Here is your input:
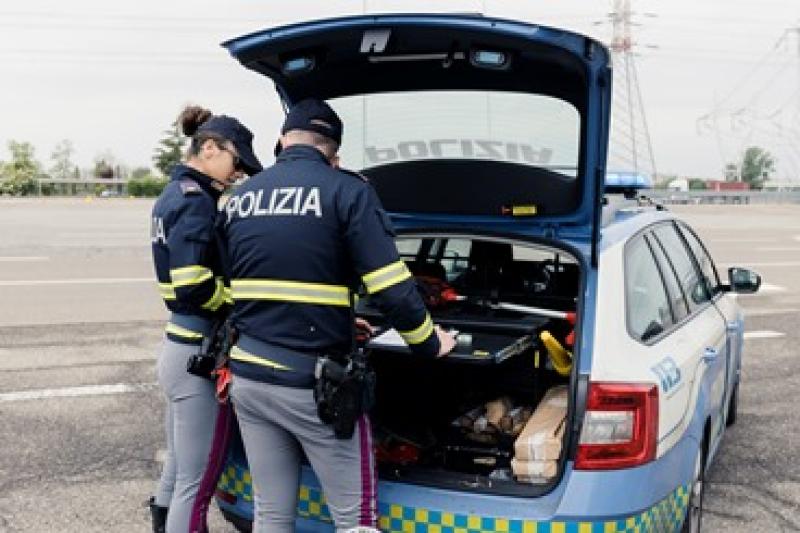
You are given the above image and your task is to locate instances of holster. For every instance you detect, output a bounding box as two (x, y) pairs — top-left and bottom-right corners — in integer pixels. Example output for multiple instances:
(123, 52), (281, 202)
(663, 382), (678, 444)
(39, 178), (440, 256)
(314, 353), (375, 439)
(315, 290), (375, 439)
(186, 318), (238, 381)
(187, 319), (237, 399)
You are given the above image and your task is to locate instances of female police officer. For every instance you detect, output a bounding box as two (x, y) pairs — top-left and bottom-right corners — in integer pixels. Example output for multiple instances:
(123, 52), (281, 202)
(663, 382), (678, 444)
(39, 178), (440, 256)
(149, 105), (261, 533)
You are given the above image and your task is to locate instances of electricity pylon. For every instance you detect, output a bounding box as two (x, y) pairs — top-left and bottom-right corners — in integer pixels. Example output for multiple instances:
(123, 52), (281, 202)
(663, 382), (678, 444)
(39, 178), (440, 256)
(606, 0), (658, 178)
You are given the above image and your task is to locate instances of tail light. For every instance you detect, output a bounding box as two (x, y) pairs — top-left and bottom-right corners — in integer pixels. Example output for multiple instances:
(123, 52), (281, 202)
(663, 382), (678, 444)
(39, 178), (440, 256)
(575, 382), (658, 470)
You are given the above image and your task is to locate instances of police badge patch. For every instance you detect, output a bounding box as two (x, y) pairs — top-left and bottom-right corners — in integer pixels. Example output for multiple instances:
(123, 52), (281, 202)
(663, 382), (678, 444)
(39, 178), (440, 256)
(180, 179), (202, 195)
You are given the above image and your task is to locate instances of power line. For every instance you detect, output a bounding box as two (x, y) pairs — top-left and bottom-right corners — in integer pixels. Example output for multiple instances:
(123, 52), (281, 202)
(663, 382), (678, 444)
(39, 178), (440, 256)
(0, 21), (254, 33)
(697, 25), (800, 181)
(0, 9), (275, 25)
(710, 31), (789, 112)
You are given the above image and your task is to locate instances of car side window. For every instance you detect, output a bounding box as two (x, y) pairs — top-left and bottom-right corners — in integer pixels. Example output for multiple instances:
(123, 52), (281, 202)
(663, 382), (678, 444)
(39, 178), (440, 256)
(438, 238), (471, 281)
(677, 223), (721, 296)
(625, 236), (674, 342)
(646, 233), (690, 323)
(395, 237), (422, 257)
(652, 224), (710, 311)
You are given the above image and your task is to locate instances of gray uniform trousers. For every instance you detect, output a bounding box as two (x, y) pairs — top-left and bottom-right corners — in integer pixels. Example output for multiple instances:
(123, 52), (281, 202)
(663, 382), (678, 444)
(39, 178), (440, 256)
(154, 338), (219, 533)
(231, 375), (378, 533)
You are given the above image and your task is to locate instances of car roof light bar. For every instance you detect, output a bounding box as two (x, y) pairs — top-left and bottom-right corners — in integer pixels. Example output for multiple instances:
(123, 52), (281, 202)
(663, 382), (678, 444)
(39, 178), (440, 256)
(605, 171), (652, 190)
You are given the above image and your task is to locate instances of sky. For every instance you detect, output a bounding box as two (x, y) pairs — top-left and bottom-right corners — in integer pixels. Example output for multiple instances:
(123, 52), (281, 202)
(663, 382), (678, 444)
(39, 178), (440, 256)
(2, 0), (800, 181)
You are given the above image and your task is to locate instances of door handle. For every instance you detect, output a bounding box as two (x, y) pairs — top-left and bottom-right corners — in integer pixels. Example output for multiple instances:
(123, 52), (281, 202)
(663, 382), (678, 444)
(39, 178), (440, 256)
(702, 347), (718, 363)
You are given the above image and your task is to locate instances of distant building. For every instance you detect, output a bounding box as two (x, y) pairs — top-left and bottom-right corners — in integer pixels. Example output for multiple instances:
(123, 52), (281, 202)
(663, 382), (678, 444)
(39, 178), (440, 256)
(724, 165), (739, 182)
(667, 178), (689, 192)
(706, 180), (750, 191)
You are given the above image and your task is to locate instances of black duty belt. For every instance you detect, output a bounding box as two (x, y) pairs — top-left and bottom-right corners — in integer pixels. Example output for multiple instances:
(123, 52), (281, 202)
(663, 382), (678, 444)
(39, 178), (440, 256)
(229, 333), (321, 388)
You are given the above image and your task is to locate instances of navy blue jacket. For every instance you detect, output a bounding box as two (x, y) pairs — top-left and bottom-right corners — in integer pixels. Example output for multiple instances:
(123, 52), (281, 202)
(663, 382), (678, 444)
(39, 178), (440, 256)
(221, 145), (439, 383)
(151, 164), (228, 344)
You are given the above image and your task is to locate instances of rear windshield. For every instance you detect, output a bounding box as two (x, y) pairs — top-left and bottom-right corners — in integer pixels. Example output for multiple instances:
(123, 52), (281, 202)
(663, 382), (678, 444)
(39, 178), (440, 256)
(396, 236), (578, 284)
(330, 91), (580, 178)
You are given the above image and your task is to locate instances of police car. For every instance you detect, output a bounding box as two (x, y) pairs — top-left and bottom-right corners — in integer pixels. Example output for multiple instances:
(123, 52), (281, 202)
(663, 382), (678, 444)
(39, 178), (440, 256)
(214, 14), (760, 532)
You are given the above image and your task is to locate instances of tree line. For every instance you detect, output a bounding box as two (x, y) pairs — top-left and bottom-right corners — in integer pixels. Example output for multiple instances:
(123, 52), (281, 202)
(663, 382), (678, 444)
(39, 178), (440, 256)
(652, 146), (776, 191)
(0, 123), (185, 197)
(1, 124), (779, 197)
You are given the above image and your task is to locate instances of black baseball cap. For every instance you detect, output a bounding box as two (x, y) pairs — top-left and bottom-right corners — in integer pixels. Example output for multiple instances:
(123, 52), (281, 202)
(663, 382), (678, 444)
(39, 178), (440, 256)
(198, 115), (263, 176)
(274, 99), (343, 156)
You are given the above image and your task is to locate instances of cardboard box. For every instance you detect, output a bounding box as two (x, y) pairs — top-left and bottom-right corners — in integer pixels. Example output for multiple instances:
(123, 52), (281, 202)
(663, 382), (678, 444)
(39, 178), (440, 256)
(513, 385), (567, 462)
(511, 458), (558, 480)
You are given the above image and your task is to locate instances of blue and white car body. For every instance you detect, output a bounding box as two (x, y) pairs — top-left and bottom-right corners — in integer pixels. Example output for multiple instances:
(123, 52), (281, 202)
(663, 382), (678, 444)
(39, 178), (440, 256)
(214, 14), (759, 532)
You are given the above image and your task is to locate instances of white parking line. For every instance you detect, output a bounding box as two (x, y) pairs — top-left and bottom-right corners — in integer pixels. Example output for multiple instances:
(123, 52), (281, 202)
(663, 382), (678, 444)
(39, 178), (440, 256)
(0, 382), (157, 403)
(758, 283), (788, 293)
(0, 277), (152, 287)
(720, 262), (800, 268)
(713, 238), (778, 243)
(0, 256), (50, 262)
(744, 308), (798, 316)
(743, 330), (786, 340)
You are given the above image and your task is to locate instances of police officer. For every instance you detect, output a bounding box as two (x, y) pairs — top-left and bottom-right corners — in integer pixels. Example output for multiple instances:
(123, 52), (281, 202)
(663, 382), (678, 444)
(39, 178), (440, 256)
(149, 105), (262, 533)
(220, 99), (456, 533)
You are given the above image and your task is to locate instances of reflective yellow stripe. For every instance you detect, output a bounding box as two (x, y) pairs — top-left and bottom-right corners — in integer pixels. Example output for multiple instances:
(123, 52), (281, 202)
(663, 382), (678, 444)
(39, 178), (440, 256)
(231, 279), (350, 307)
(399, 313), (434, 345)
(201, 277), (227, 311)
(165, 322), (203, 340)
(223, 286), (233, 305)
(230, 346), (291, 371)
(158, 282), (176, 301)
(170, 265), (213, 287)
(362, 260), (411, 294)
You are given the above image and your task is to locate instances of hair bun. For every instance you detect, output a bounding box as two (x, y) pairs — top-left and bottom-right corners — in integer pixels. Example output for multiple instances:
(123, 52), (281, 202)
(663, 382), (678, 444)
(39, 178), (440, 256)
(177, 105), (213, 136)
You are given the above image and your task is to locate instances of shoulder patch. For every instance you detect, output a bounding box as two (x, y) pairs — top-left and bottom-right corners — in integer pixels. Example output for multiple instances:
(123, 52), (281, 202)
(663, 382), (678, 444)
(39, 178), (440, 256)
(338, 168), (369, 182)
(179, 178), (201, 195)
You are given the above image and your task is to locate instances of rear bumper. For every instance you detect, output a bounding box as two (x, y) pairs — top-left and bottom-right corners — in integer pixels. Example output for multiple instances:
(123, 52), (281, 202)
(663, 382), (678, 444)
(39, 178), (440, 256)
(216, 425), (699, 532)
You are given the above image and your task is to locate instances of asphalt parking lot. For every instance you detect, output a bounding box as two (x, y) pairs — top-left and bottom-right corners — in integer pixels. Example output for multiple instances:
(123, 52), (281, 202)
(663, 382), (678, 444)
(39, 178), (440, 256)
(0, 198), (798, 532)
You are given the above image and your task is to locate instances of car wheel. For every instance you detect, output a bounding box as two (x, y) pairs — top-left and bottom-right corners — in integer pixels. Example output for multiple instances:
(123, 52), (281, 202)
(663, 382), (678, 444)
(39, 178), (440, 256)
(681, 448), (705, 533)
(726, 382), (738, 427)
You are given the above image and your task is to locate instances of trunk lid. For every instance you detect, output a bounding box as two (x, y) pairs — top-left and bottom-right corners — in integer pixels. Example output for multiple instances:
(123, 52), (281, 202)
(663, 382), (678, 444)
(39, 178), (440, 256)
(224, 14), (611, 256)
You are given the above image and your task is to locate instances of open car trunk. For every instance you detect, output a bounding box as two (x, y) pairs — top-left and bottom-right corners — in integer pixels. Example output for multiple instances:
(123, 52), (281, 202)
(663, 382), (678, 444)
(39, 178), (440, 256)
(217, 15), (609, 518)
(223, 13), (614, 255)
(358, 233), (582, 496)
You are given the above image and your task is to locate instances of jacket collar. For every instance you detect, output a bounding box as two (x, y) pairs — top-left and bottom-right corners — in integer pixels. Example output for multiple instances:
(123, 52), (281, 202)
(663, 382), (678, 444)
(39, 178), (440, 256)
(276, 144), (330, 165)
(170, 164), (222, 200)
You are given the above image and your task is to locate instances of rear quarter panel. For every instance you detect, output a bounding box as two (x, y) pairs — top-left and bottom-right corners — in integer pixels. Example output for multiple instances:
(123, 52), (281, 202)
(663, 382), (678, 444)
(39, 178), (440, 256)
(592, 224), (711, 459)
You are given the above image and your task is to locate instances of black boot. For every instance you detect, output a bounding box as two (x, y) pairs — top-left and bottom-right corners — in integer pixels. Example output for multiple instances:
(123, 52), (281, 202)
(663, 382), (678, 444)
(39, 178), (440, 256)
(148, 497), (168, 533)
